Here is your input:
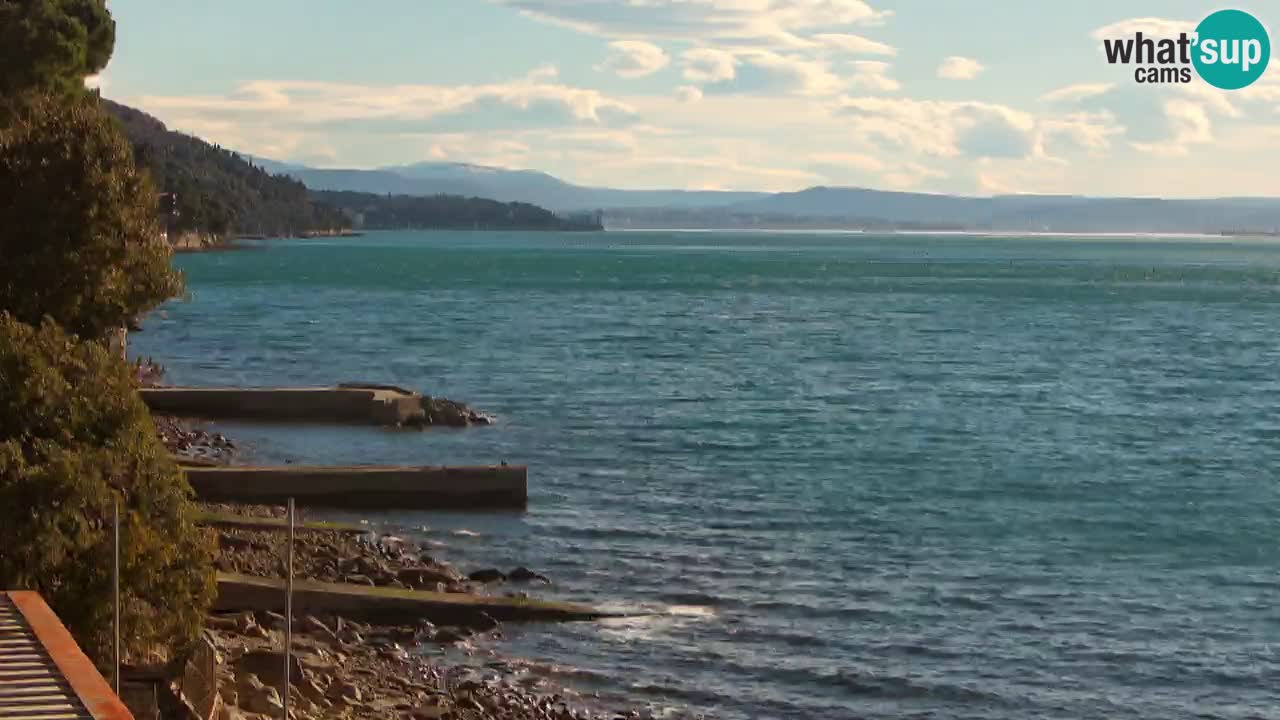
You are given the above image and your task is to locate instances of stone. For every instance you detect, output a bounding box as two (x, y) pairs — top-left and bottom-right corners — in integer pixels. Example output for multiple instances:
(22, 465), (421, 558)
(431, 626), (470, 645)
(467, 568), (506, 583)
(508, 566), (551, 583)
(326, 679), (362, 703)
(397, 567), (457, 588)
(303, 615), (336, 640)
(235, 649), (305, 689)
(244, 685), (283, 716)
(234, 611), (258, 634)
(461, 612), (499, 633)
(205, 614), (240, 631)
(299, 679), (327, 704)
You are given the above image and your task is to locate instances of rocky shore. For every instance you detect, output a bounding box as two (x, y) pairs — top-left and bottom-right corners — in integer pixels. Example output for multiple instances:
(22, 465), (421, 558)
(204, 514), (635, 720)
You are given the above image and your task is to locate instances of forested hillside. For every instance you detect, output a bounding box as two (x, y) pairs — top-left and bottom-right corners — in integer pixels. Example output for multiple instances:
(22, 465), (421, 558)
(102, 99), (349, 236)
(314, 191), (603, 231)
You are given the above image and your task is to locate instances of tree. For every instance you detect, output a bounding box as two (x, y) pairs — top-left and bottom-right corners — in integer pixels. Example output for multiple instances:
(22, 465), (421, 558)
(0, 0), (114, 120)
(0, 314), (214, 669)
(0, 93), (182, 340)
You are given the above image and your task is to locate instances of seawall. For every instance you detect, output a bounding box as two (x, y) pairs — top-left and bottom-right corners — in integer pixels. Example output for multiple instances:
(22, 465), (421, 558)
(183, 464), (528, 509)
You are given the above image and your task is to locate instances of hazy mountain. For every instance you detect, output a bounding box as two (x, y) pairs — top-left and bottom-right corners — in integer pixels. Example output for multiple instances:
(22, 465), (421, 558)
(729, 187), (1280, 233)
(261, 159), (769, 211)
(251, 157), (1280, 234)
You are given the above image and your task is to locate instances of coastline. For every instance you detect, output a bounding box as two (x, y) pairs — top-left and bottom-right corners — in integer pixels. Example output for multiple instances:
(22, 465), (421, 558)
(149, 406), (639, 719)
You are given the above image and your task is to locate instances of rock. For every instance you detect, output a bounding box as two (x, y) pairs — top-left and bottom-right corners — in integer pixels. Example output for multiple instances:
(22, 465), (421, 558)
(303, 615), (336, 640)
(461, 612), (499, 634)
(508, 566), (551, 583)
(413, 697), (452, 719)
(298, 679), (327, 704)
(326, 679), (362, 704)
(397, 567), (458, 588)
(234, 611), (258, 634)
(244, 685), (283, 716)
(235, 649), (305, 689)
(467, 568), (506, 583)
(431, 627), (470, 645)
(205, 614), (239, 631)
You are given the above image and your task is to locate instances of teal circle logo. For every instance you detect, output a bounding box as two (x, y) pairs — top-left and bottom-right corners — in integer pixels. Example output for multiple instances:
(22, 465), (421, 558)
(1192, 9), (1270, 89)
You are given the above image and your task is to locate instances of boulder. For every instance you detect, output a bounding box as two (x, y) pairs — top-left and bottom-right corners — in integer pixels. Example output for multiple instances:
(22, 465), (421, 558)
(431, 627), (470, 645)
(243, 685), (282, 717)
(235, 649), (305, 689)
(326, 679), (362, 704)
(397, 567), (458, 588)
(461, 612), (499, 634)
(303, 615), (335, 640)
(467, 568), (506, 583)
(508, 566), (551, 584)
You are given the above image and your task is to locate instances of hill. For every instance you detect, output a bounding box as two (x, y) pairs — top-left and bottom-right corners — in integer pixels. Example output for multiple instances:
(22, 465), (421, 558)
(103, 101), (600, 236)
(313, 191), (602, 231)
(103, 99), (348, 237)
(253, 159), (1280, 233)
(257, 158), (769, 213)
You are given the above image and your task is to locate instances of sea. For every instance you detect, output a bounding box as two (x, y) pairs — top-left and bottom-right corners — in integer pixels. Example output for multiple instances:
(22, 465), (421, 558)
(131, 230), (1280, 720)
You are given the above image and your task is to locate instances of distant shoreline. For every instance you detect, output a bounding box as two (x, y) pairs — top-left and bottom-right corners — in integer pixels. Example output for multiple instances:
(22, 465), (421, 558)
(606, 227), (1257, 240)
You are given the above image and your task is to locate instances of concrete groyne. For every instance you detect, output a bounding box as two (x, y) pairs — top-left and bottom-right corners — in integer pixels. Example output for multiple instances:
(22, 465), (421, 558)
(183, 464), (527, 509)
(214, 572), (613, 624)
(140, 385), (429, 425)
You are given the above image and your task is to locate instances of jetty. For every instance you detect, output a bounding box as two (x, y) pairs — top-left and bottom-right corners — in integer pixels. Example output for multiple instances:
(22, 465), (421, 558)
(183, 464), (528, 510)
(140, 385), (429, 426)
(214, 573), (613, 624)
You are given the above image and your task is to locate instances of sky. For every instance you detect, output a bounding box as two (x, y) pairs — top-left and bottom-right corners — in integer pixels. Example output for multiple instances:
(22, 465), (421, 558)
(95, 0), (1280, 197)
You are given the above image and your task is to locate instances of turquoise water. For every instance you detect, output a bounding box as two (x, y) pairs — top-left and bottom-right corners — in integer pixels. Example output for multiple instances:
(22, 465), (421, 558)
(133, 231), (1280, 719)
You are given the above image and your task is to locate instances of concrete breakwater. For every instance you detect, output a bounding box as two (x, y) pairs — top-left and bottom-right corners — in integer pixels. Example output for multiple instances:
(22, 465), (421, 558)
(183, 464), (528, 509)
(140, 384), (492, 427)
(214, 572), (612, 624)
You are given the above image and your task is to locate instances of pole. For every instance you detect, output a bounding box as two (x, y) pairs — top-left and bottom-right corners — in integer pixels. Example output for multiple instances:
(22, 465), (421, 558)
(113, 497), (121, 696)
(283, 498), (294, 720)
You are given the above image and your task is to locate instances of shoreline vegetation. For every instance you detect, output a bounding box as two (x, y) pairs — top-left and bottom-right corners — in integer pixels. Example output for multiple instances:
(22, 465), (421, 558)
(103, 99), (603, 255)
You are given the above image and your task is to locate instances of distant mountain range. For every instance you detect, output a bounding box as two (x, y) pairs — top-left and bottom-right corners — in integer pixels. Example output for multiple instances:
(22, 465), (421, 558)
(253, 158), (767, 214)
(253, 158), (1280, 234)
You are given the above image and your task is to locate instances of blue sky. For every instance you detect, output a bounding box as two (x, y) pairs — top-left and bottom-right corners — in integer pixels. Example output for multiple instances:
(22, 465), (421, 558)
(96, 0), (1280, 196)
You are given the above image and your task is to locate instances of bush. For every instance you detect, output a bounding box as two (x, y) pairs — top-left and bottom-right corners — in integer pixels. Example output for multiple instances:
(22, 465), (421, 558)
(0, 94), (182, 340)
(0, 314), (214, 669)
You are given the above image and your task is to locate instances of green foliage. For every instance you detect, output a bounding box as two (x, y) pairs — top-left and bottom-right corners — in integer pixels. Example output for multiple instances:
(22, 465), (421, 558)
(0, 0), (114, 119)
(314, 190), (605, 231)
(0, 314), (214, 670)
(0, 94), (182, 339)
(104, 100), (350, 237)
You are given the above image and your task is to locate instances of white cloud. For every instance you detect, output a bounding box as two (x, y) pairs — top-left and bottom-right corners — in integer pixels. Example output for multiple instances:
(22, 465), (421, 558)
(1131, 99), (1212, 156)
(1091, 16), (1196, 40)
(937, 56), (983, 80)
(881, 162), (947, 190)
(848, 61), (899, 92)
(496, 0), (891, 47)
(807, 151), (886, 173)
(682, 47), (737, 83)
(675, 85), (704, 103)
(811, 33), (896, 56)
(1037, 112), (1123, 159)
(732, 51), (845, 95)
(132, 74), (640, 137)
(838, 96), (1036, 159)
(599, 40), (670, 78)
(1041, 82), (1114, 104)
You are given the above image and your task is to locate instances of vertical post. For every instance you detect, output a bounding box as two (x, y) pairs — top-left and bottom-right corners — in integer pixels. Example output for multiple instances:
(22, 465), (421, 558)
(283, 498), (294, 720)
(113, 497), (121, 696)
